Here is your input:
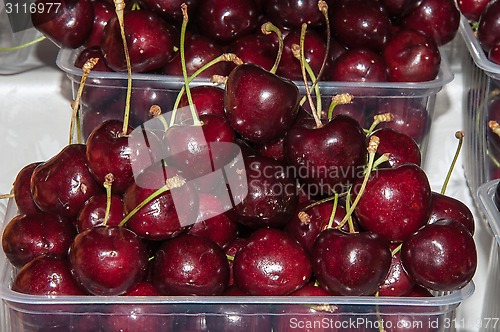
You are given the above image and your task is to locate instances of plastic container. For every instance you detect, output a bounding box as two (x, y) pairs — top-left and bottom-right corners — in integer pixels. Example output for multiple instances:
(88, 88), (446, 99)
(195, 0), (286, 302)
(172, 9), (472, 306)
(460, 15), (500, 208)
(55, 47), (453, 159)
(476, 180), (500, 332)
(0, 196), (476, 331)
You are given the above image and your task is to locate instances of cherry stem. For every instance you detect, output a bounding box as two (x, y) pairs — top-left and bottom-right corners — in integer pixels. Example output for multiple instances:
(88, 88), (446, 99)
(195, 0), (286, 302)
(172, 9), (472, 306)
(0, 193), (15, 199)
(293, 47), (322, 117)
(261, 22), (283, 74)
(337, 135), (379, 230)
(391, 243), (403, 256)
(487, 149), (500, 168)
(327, 94), (353, 120)
(299, 192), (347, 216)
(118, 174), (186, 227)
(366, 113), (394, 136)
(131, 2), (140, 10)
(326, 192), (339, 229)
(372, 153), (390, 170)
(298, 23), (322, 128)
(440, 131), (464, 195)
(179, 4), (201, 127)
(0, 35), (46, 51)
(226, 254), (234, 262)
(69, 58), (99, 144)
(316, 0), (330, 83)
(103, 173), (114, 226)
(344, 188), (355, 233)
(150, 105), (169, 131)
(170, 53), (242, 126)
(113, 0), (132, 135)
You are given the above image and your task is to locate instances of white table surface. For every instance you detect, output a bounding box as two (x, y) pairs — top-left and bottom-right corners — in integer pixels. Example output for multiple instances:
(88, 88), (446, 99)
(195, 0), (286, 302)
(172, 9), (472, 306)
(0, 38), (492, 332)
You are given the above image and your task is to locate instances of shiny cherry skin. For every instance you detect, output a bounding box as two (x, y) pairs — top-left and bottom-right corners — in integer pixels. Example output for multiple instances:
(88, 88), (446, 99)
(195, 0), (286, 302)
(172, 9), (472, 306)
(153, 234), (230, 295)
(140, 0), (199, 23)
(227, 34), (277, 72)
(401, 219), (477, 291)
(224, 63), (300, 144)
(177, 86), (225, 120)
(76, 193), (125, 232)
(233, 228), (312, 295)
(378, 244), (416, 296)
(312, 229), (392, 296)
(74, 46), (113, 72)
(354, 163), (432, 242)
(378, 0), (414, 17)
(224, 237), (249, 286)
(330, 0), (392, 52)
(265, 0), (324, 29)
(402, 0), (460, 46)
(382, 29), (441, 82)
(31, 0), (94, 48)
(478, 0), (500, 52)
(69, 226), (148, 296)
(428, 192), (475, 235)
(329, 48), (388, 82)
(255, 136), (285, 162)
(101, 9), (178, 73)
(84, 0), (114, 47)
(2, 213), (76, 268)
(372, 128), (422, 167)
(195, 0), (259, 44)
(489, 43), (500, 64)
(13, 162), (43, 215)
(458, 0), (491, 21)
(31, 144), (101, 218)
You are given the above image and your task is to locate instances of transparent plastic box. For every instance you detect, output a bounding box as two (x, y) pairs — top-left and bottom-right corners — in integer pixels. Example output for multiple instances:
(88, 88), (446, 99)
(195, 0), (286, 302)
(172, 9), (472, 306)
(476, 180), (500, 332)
(460, 15), (500, 207)
(55, 47), (453, 160)
(0, 197), (475, 331)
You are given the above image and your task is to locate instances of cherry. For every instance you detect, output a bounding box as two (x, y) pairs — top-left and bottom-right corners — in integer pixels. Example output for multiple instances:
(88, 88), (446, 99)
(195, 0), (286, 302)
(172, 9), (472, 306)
(2, 213), (76, 268)
(224, 237), (249, 286)
(428, 192), (475, 235)
(152, 234), (230, 295)
(265, 0), (324, 29)
(101, 9), (178, 73)
(278, 29), (329, 81)
(129, 83), (177, 126)
(372, 128), (422, 167)
(12, 162), (43, 215)
(255, 136), (285, 162)
(31, 144), (101, 218)
(224, 63), (300, 144)
(229, 155), (298, 228)
(140, 0), (199, 23)
(31, 0), (94, 48)
(312, 229), (392, 296)
(86, 120), (135, 194)
(458, 0), (491, 21)
(405, 285), (434, 297)
(227, 33), (277, 72)
(382, 29), (441, 82)
(489, 43), (500, 64)
(402, 0), (460, 46)
(478, 0), (500, 53)
(354, 163), (432, 242)
(177, 86), (225, 120)
(330, 0), (392, 52)
(378, 0), (414, 18)
(69, 226), (149, 295)
(329, 48), (388, 82)
(401, 219), (477, 291)
(195, 0), (259, 44)
(233, 228), (312, 295)
(163, 34), (228, 78)
(12, 255), (86, 295)
(284, 115), (367, 196)
(76, 193), (125, 232)
(84, 0), (114, 48)
(378, 244), (415, 296)
(75, 46), (113, 72)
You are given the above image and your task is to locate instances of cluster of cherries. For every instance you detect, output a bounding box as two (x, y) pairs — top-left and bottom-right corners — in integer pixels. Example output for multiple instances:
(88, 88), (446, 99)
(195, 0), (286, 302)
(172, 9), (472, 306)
(0, 0), (477, 330)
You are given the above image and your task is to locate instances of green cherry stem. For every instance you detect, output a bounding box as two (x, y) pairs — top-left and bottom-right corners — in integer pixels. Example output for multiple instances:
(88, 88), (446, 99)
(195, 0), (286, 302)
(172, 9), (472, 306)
(293, 46), (322, 117)
(69, 58), (99, 144)
(372, 153), (390, 170)
(326, 192), (339, 229)
(440, 131), (464, 195)
(114, 0), (133, 135)
(261, 22), (283, 74)
(102, 174), (114, 226)
(391, 243), (403, 256)
(149, 105), (169, 130)
(337, 135), (380, 230)
(365, 113), (394, 136)
(0, 193), (15, 199)
(316, 0), (330, 83)
(0, 35), (46, 51)
(226, 254), (235, 262)
(118, 174), (186, 227)
(327, 94), (353, 120)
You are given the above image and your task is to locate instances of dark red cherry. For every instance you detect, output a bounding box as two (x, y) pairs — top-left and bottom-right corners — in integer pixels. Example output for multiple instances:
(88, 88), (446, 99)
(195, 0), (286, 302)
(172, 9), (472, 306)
(265, 0), (324, 29)
(354, 163), (432, 242)
(13, 255), (86, 295)
(2, 213), (76, 268)
(227, 33), (277, 72)
(69, 226), (148, 296)
(255, 136), (285, 161)
(195, 0), (259, 44)
(139, 0), (199, 23)
(152, 234), (230, 295)
(402, 0), (460, 46)
(224, 63), (300, 144)
(458, 0), (491, 21)
(84, 0), (114, 48)
(278, 29), (329, 81)
(372, 128), (422, 167)
(76, 193), (125, 232)
(101, 10), (178, 73)
(378, 244), (415, 296)
(382, 29), (441, 82)
(31, 144), (101, 218)
(13, 162), (43, 215)
(74, 46), (113, 72)
(489, 43), (500, 64)
(378, 0), (414, 18)
(233, 228), (312, 295)
(31, 0), (94, 48)
(312, 229), (392, 296)
(330, 0), (392, 52)
(329, 48), (388, 82)
(478, 0), (500, 52)
(428, 192), (475, 235)
(177, 86), (225, 120)
(129, 83), (177, 127)
(401, 219), (477, 291)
